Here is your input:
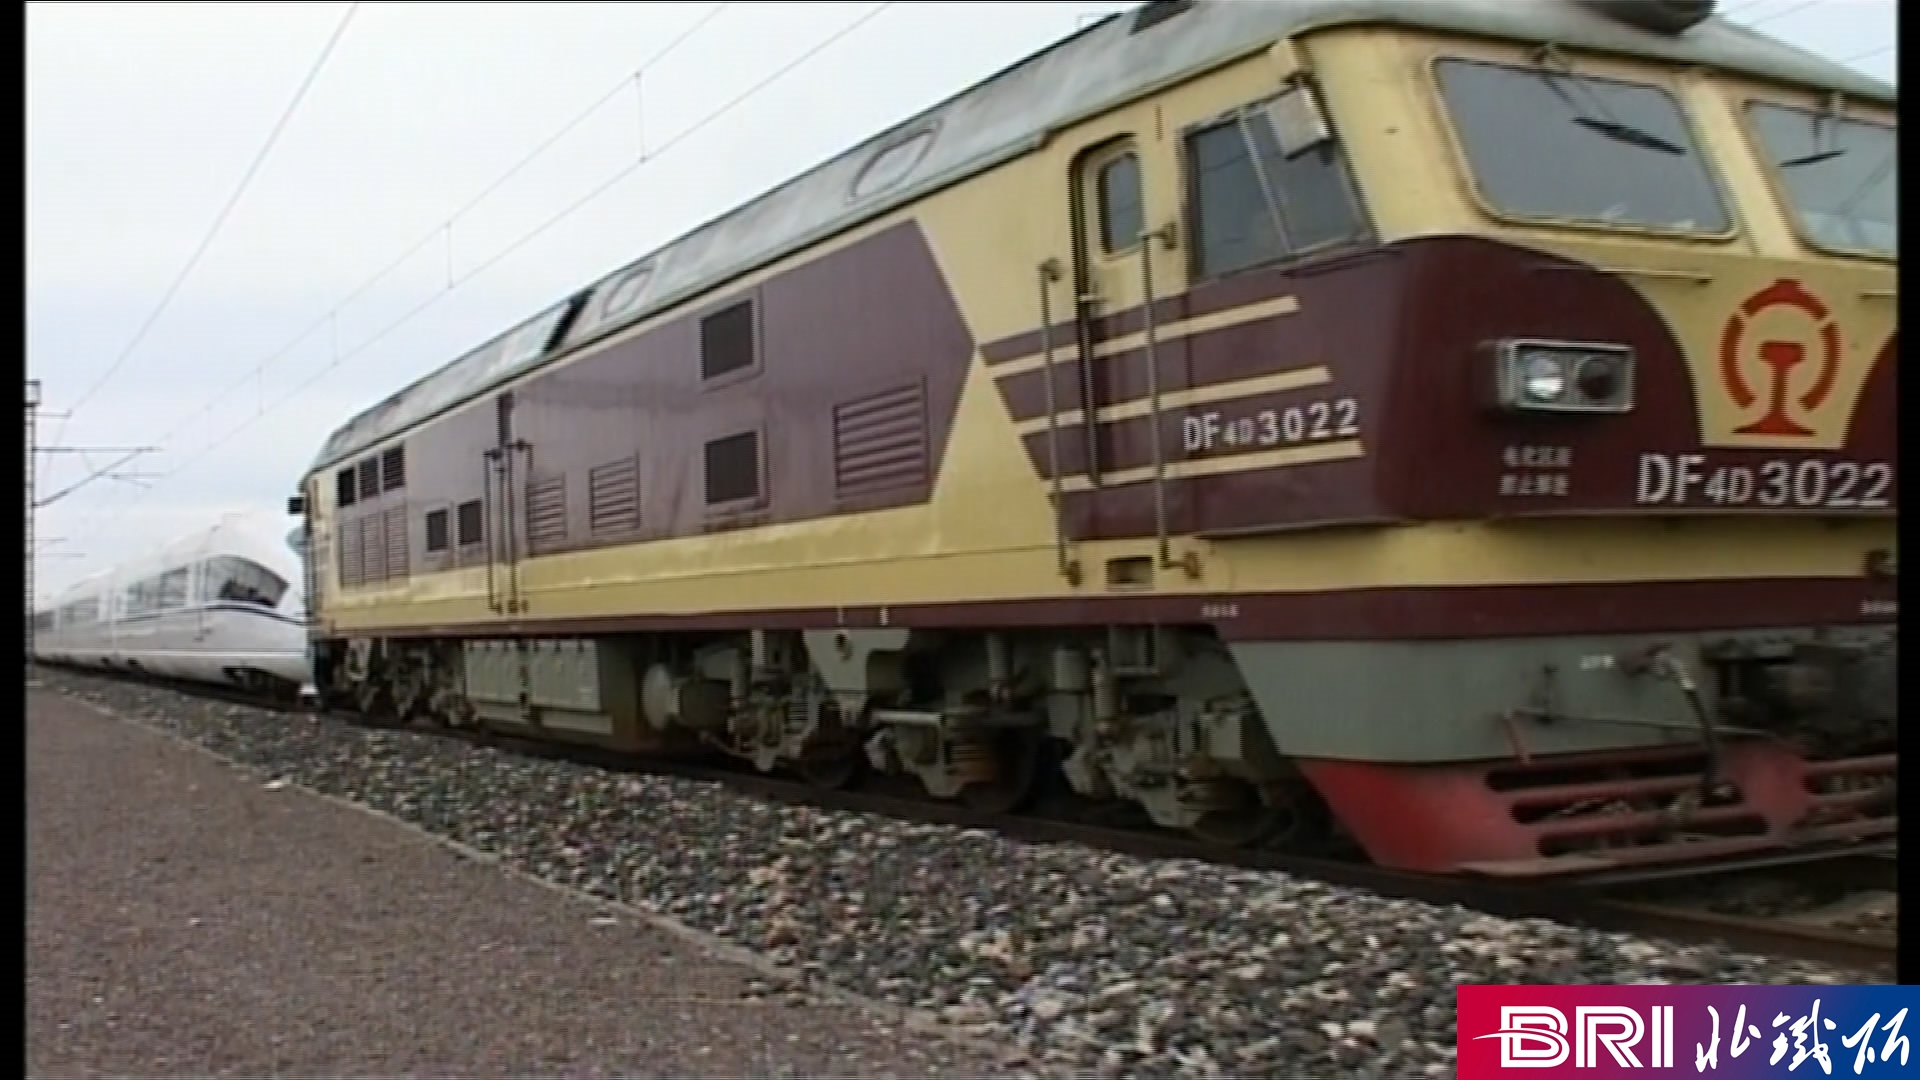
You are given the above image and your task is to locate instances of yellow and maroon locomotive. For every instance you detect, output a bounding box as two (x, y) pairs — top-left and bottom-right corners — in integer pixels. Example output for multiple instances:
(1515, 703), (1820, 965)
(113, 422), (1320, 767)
(296, 0), (1896, 877)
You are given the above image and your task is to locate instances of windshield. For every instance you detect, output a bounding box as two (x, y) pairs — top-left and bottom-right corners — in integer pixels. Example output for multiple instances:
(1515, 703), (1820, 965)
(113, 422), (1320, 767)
(1745, 102), (1896, 257)
(1434, 58), (1729, 233)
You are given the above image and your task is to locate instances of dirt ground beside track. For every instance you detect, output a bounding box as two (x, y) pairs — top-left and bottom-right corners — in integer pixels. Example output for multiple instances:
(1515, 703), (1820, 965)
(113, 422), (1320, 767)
(25, 688), (1011, 1078)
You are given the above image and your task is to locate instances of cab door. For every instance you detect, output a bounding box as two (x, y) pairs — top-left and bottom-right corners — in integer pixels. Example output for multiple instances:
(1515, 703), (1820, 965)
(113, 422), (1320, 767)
(1061, 134), (1187, 566)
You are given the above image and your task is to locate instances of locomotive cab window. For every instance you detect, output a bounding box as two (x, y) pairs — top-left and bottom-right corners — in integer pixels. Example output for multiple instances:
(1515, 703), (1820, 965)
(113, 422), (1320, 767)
(336, 466), (357, 507)
(1744, 101), (1896, 257)
(1096, 150), (1145, 253)
(1432, 57), (1729, 234)
(1184, 84), (1370, 279)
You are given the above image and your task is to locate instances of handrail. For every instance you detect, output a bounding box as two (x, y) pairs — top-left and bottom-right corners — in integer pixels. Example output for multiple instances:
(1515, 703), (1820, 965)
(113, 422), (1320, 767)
(481, 448), (501, 614)
(1139, 225), (1173, 569)
(1037, 259), (1072, 582)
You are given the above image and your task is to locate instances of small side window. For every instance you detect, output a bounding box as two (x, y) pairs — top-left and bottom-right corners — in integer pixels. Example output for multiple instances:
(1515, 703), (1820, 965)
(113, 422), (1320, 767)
(1097, 152), (1145, 253)
(700, 300), (757, 382)
(336, 467), (357, 508)
(455, 500), (483, 546)
(704, 430), (762, 506)
(1185, 86), (1369, 279)
(424, 508), (450, 553)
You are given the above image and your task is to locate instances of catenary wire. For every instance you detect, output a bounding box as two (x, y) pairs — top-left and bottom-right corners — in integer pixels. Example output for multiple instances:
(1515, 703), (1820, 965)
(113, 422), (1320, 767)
(76, 1), (898, 539)
(140, 2), (735, 453)
(54, 1), (364, 429)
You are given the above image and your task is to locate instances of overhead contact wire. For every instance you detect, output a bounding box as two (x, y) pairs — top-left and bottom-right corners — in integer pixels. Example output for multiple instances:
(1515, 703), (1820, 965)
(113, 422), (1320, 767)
(86, 1), (897, 536)
(146, 1), (735, 451)
(59, 1), (364, 423)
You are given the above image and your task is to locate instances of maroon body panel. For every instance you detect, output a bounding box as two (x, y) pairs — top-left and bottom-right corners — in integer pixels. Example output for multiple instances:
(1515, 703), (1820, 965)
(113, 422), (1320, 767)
(981, 237), (1897, 539)
(331, 222), (976, 579)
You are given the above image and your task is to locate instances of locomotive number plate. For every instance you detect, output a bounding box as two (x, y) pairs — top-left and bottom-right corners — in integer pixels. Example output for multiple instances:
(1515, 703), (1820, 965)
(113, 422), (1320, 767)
(1635, 453), (1893, 510)
(1182, 396), (1360, 455)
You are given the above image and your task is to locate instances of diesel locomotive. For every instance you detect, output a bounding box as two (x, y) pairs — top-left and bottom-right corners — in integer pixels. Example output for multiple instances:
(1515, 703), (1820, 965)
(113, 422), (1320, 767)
(292, 0), (1897, 877)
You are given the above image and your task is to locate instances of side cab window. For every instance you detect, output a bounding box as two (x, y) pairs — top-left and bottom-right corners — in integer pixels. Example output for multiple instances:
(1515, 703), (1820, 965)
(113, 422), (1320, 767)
(1184, 81), (1371, 279)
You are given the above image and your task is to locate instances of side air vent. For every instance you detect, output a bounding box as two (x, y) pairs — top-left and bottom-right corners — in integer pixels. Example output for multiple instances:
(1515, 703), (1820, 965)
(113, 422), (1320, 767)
(526, 475), (568, 553)
(1132, 0), (1195, 34)
(588, 456), (641, 535)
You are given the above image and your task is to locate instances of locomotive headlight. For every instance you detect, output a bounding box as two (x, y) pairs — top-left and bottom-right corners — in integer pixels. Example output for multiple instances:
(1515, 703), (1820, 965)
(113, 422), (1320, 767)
(1495, 339), (1635, 415)
(1520, 354), (1568, 403)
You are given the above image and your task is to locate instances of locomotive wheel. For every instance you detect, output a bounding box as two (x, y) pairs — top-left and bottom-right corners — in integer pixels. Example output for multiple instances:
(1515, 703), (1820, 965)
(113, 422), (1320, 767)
(1188, 804), (1283, 849)
(960, 728), (1042, 815)
(798, 748), (864, 790)
(1188, 780), (1331, 850)
(354, 681), (398, 727)
(796, 704), (866, 790)
(1185, 778), (1283, 849)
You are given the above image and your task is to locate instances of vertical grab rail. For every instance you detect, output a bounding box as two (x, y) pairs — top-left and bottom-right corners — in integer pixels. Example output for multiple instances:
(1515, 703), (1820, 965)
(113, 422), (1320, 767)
(504, 440), (529, 614)
(1138, 226), (1173, 569)
(1037, 259), (1073, 582)
(481, 448), (501, 614)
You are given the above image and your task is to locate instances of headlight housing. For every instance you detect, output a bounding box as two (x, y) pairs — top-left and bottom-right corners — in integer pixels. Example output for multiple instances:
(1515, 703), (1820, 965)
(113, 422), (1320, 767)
(1493, 339), (1635, 414)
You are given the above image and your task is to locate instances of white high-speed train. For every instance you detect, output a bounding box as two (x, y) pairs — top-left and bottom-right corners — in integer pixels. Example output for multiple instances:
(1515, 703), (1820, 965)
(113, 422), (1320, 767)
(32, 510), (313, 696)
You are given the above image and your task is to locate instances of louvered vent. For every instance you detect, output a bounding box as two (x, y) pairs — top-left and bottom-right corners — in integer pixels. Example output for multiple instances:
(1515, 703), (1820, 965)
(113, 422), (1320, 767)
(526, 475), (568, 553)
(361, 515), (388, 582)
(380, 446), (406, 492)
(833, 382), (928, 498)
(588, 456), (641, 534)
(383, 506), (409, 579)
(339, 520), (364, 587)
(357, 459), (380, 501)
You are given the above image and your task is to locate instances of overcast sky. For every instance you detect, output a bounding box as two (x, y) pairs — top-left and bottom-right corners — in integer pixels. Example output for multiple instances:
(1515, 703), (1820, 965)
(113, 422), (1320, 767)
(25, 0), (1898, 603)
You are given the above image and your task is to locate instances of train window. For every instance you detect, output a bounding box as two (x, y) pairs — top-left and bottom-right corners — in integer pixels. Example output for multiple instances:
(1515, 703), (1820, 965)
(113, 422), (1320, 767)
(336, 467), (357, 507)
(357, 458), (381, 500)
(1097, 152), (1144, 253)
(1432, 58), (1729, 234)
(1185, 94), (1369, 278)
(157, 568), (191, 610)
(59, 596), (99, 626)
(198, 556), (289, 608)
(704, 430), (762, 506)
(456, 500), (483, 546)
(123, 579), (158, 617)
(380, 446), (406, 492)
(1744, 102), (1896, 257)
(699, 300), (757, 382)
(425, 508), (450, 553)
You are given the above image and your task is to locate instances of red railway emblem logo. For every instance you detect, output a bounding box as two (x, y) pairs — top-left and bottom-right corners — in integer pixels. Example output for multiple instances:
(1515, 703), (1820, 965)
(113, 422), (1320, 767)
(1717, 278), (1841, 439)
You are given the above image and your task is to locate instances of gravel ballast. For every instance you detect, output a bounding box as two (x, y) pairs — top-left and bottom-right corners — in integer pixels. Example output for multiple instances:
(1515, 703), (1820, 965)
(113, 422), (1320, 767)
(37, 669), (1881, 1079)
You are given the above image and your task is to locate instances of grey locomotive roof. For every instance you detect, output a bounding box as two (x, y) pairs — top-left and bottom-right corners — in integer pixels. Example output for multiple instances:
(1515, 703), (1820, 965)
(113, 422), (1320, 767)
(310, 0), (1896, 473)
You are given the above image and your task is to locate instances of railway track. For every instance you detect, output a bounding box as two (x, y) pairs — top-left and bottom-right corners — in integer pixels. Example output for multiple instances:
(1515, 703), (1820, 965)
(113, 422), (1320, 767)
(38, 663), (1898, 978)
